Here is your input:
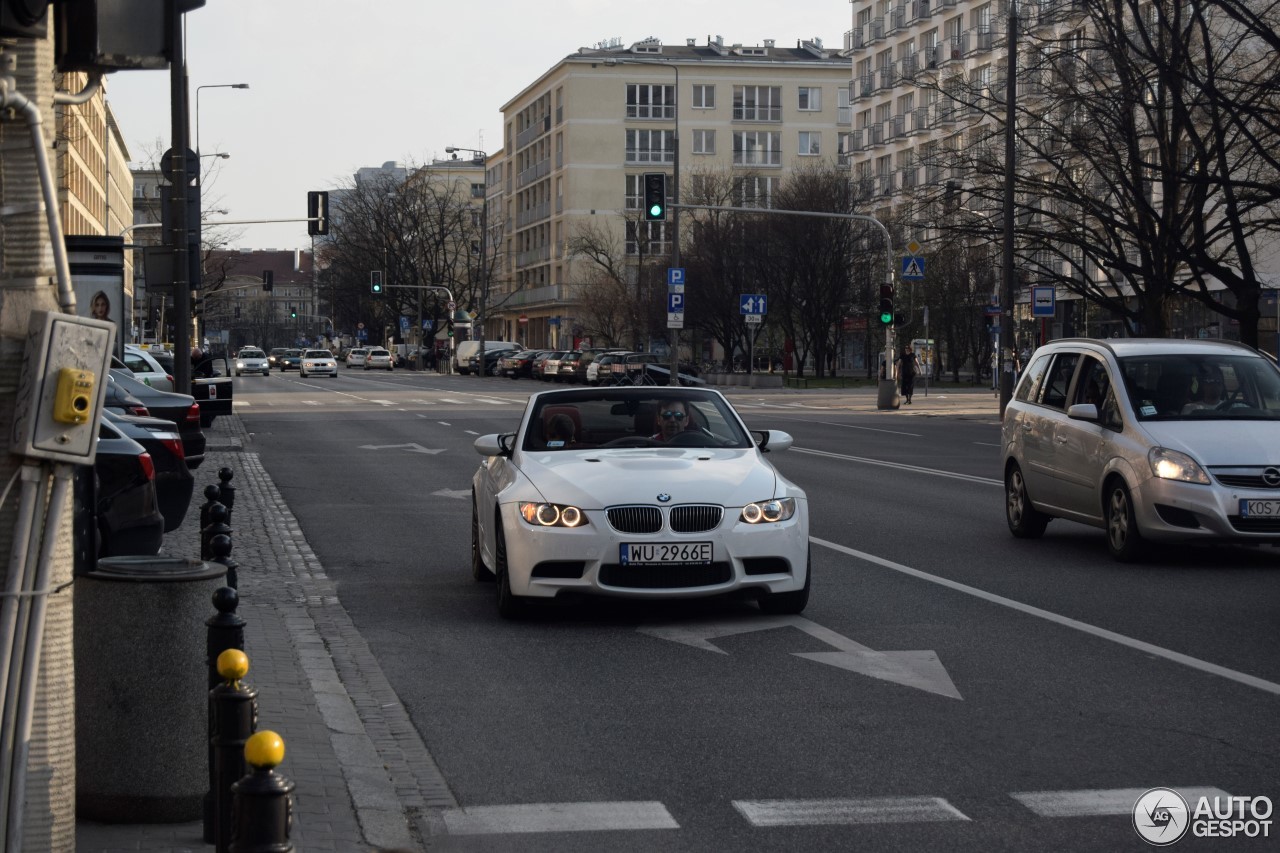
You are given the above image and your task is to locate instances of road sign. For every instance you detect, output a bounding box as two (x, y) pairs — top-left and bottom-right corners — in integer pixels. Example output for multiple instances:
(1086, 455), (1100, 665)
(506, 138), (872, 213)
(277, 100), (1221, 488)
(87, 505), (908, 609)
(1032, 286), (1056, 317)
(902, 256), (925, 279)
(667, 314), (684, 329)
(906, 239), (922, 255)
(399, 316), (409, 331)
(668, 268), (685, 285)
(740, 294), (766, 315)
(745, 314), (762, 324)
(668, 292), (685, 313)
(447, 300), (456, 311)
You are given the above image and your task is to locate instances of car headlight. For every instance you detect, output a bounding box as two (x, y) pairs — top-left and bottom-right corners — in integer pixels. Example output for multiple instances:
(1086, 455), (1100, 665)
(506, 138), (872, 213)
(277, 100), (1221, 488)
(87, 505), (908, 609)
(519, 502), (589, 527)
(740, 497), (796, 524)
(236, 361), (245, 368)
(1148, 447), (1211, 484)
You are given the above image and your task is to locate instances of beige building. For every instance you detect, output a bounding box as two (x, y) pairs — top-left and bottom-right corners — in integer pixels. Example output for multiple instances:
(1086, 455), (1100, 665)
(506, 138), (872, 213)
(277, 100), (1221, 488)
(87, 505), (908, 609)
(488, 35), (856, 350)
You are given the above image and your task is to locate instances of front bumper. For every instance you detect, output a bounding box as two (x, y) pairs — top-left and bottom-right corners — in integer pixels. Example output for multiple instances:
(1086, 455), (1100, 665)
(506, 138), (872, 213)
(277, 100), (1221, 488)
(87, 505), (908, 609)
(1132, 475), (1280, 543)
(497, 502), (810, 599)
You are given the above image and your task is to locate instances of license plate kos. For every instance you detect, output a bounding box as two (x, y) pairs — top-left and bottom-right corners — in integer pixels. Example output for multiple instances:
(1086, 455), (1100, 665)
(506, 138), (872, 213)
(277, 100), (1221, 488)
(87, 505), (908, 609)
(1239, 499), (1280, 517)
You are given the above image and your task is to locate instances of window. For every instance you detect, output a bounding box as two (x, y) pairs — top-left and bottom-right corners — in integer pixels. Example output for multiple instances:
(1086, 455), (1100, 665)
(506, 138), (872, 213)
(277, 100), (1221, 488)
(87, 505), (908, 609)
(798, 132), (821, 155)
(733, 176), (777, 208)
(733, 85), (782, 121)
(625, 128), (675, 164)
(625, 220), (669, 255)
(733, 131), (781, 166)
(1040, 353), (1081, 410)
(692, 129), (716, 154)
(626, 84), (675, 120)
(798, 87), (822, 111)
(1016, 354), (1052, 403)
(837, 86), (851, 125)
(693, 84), (715, 109)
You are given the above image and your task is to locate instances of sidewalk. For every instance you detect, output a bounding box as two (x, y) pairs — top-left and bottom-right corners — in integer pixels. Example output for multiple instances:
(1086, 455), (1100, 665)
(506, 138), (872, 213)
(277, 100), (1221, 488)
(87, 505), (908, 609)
(76, 414), (454, 853)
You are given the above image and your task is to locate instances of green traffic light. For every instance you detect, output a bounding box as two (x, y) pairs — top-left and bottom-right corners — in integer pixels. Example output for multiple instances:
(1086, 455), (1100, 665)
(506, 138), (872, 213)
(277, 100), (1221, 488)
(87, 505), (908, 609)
(649, 203), (663, 218)
(879, 312), (893, 325)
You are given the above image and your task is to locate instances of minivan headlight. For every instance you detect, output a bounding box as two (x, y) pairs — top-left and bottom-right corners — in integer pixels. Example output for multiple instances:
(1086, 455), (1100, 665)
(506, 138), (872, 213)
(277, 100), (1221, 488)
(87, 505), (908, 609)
(1148, 447), (1210, 484)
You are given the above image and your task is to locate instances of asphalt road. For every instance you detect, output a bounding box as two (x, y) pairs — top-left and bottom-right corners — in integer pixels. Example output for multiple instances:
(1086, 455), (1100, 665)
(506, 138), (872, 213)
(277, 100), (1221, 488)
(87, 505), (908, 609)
(234, 370), (1280, 852)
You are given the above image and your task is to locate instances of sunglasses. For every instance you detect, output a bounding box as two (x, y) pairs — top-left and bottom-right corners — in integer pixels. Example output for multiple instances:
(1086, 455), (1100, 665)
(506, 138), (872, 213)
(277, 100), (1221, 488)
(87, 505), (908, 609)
(660, 410), (686, 421)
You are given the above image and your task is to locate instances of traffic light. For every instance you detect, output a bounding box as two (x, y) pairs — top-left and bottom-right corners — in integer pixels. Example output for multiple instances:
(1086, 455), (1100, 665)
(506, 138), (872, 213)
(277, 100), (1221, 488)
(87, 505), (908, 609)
(446, 317), (454, 337)
(307, 190), (329, 236)
(262, 270), (273, 292)
(1, 0), (48, 39)
(290, 307), (297, 319)
(878, 284), (894, 326)
(643, 172), (667, 221)
(370, 270), (383, 295)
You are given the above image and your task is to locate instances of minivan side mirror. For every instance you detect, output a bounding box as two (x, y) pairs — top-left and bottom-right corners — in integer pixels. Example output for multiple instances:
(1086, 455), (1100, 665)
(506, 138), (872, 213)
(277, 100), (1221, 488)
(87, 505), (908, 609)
(1067, 403), (1099, 421)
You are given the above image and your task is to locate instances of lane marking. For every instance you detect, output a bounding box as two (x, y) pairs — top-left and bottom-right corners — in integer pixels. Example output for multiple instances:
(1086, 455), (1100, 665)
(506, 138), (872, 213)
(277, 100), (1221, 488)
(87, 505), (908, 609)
(794, 447), (1000, 486)
(437, 421), (451, 426)
(974, 441), (1001, 448)
(464, 430), (479, 435)
(814, 420), (921, 437)
(734, 796), (969, 827)
(301, 400), (319, 406)
(474, 396), (513, 405)
(442, 802), (679, 835)
(437, 398), (468, 405)
(812, 537), (1280, 696)
(1011, 787), (1229, 818)
(370, 399), (395, 406)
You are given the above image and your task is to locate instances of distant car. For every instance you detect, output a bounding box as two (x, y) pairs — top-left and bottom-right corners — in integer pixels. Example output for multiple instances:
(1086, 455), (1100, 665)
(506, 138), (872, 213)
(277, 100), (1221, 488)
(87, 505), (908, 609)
(345, 348), (369, 368)
(467, 350), (506, 377)
(277, 349), (303, 371)
(547, 351), (583, 382)
(1002, 338), (1280, 561)
(576, 348), (628, 384)
(364, 348), (394, 371)
(299, 349), (337, 378)
(74, 417), (165, 568)
(268, 347), (290, 369)
(107, 370), (206, 469)
(531, 351), (564, 381)
(235, 348), (270, 376)
(470, 387), (810, 618)
(104, 410), (194, 533)
(122, 345), (174, 392)
(587, 352), (634, 385)
(501, 349), (548, 380)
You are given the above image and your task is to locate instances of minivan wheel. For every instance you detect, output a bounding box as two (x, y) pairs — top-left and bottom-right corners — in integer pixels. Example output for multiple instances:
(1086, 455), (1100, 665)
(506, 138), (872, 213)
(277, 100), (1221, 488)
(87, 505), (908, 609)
(1104, 478), (1147, 562)
(1006, 464), (1049, 538)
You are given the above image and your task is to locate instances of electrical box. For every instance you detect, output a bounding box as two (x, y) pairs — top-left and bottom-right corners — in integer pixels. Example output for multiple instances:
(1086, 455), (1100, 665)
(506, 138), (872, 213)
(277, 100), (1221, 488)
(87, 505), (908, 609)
(10, 311), (115, 464)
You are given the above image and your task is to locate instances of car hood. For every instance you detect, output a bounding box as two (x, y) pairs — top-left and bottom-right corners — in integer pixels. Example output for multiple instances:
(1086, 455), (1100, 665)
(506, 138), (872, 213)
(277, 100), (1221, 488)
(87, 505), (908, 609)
(1140, 420), (1280, 466)
(518, 448), (777, 507)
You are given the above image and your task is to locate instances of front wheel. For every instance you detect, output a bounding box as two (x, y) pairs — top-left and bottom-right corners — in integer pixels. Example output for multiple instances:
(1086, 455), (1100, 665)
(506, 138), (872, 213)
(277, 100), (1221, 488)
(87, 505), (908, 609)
(471, 494), (494, 582)
(1006, 464), (1049, 538)
(494, 518), (527, 619)
(758, 550), (811, 614)
(1104, 478), (1146, 562)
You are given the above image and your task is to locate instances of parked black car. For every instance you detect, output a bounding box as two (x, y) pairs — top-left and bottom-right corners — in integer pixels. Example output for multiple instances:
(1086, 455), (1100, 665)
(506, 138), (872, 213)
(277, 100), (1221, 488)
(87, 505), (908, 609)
(74, 418), (165, 573)
(103, 410), (194, 533)
(107, 370), (207, 469)
(466, 350), (507, 377)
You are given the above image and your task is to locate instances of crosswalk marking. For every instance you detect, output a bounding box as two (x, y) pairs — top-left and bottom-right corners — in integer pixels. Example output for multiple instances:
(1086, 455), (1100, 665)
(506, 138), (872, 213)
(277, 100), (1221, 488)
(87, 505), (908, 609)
(442, 802), (679, 835)
(474, 396), (513, 405)
(733, 796), (969, 827)
(1011, 787), (1229, 817)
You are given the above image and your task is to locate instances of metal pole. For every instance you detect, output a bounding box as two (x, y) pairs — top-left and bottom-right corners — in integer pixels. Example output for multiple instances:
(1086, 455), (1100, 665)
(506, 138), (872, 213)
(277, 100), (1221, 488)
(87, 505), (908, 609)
(171, 0), (192, 393)
(999, 0), (1020, 417)
(669, 65), (681, 386)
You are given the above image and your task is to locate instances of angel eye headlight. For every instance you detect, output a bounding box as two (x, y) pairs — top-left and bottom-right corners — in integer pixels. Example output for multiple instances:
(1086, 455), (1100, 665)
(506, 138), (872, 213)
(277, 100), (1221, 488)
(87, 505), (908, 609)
(518, 502), (588, 527)
(740, 497), (796, 524)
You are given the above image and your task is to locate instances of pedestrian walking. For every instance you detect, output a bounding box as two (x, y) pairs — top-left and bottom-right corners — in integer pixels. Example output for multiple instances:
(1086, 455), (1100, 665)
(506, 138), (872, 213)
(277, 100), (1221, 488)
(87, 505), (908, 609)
(897, 344), (920, 404)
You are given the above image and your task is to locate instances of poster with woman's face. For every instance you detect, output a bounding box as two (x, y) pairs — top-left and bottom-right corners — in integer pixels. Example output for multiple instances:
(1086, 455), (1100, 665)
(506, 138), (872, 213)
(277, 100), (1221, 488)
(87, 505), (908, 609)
(73, 274), (124, 356)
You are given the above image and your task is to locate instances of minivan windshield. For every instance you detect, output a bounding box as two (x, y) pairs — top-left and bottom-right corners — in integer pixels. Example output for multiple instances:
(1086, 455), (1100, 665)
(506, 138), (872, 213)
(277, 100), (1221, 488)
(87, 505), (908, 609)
(1118, 353), (1280, 420)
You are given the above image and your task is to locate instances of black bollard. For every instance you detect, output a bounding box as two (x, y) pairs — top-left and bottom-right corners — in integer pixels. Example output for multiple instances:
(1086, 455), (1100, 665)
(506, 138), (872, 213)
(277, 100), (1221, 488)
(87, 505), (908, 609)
(218, 466), (236, 524)
(211, 649), (258, 853)
(200, 484), (222, 540)
(210, 532), (239, 591)
(230, 730), (295, 853)
(202, 502), (231, 562)
(204, 587), (246, 841)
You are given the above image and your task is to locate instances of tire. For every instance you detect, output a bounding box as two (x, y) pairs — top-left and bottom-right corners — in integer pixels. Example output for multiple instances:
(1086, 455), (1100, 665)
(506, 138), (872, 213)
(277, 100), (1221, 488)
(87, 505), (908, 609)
(494, 517), (526, 619)
(1104, 477), (1147, 562)
(471, 494), (495, 582)
(1006, 464), (1049, 538)
(235, 371), (241, 377)
(758, 549), (811, 614)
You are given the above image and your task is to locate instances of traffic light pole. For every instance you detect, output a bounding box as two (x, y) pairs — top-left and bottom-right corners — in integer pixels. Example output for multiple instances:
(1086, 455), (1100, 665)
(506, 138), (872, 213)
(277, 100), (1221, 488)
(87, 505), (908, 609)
(376, 283), (456, 373)
(669, 203), (896, 407)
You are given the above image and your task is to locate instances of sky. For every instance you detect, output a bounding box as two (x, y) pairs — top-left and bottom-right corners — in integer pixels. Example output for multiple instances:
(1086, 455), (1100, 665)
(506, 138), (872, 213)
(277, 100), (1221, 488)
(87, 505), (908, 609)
(104, 0), (855, 251)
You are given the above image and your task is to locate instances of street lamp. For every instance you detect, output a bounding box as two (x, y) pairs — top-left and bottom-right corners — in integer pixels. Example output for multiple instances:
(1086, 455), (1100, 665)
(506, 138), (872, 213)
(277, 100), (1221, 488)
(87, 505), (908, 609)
(195, 83), (249, 157)
(446, 146), (490, 376)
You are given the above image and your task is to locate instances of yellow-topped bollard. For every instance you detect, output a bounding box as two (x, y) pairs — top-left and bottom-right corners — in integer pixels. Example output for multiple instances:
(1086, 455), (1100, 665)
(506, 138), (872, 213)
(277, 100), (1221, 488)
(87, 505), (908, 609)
(217, 648), (249, 685)
(244, 730), (285, 770)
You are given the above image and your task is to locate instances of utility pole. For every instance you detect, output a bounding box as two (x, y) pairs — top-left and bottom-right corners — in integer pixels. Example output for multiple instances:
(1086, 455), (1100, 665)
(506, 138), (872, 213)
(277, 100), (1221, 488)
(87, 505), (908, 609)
(169, 3), (193, 392)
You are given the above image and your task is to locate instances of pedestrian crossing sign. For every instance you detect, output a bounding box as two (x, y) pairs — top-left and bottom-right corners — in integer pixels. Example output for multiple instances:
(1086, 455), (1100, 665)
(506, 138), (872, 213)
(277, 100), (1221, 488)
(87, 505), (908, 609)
(902, 256), (925, 279)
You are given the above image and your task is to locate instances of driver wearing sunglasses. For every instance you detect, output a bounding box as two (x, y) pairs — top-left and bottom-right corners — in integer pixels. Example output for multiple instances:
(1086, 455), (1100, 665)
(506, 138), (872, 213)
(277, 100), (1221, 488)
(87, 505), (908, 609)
(651, 400), (689, 442)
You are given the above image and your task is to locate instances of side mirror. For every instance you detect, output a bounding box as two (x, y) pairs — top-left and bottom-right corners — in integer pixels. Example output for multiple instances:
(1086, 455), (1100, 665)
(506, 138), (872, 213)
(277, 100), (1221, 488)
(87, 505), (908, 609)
(753, 430), (793, 452)
(1066, 403), (1099, 421)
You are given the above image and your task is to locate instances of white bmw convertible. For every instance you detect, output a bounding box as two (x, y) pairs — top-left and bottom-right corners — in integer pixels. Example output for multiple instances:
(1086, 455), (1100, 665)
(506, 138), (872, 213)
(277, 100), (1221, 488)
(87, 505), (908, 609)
(471, 387), (810, 618)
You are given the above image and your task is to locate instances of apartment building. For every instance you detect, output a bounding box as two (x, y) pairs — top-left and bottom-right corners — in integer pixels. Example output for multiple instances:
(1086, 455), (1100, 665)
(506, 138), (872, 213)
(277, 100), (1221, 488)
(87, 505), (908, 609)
(489, 35), (855, 349)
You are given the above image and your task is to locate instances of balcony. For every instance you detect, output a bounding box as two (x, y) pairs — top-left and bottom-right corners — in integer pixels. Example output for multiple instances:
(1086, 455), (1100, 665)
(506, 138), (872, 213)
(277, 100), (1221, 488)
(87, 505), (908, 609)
(910, 0), (932, 20)
(626, 104), (676, 120)
(899, 53), (919, 80)
(972, 27), (994, 55)
(848, 128), (865, 152)
(855, 73), (875, 99)
(938, 35), (965, 66)
(865, 19), (885, 46)
(876, 173), (896, 196)
(887, 5), (906, 34)
(625, 149), (675, 165)
(732, 105), (782, 122)
(732, 150), (782, 167)
(877, 66), (897, 91)
(890, 115), (906, 139)
(515, 114), (551, 150)
(909, 106), (931, 134)
(901, 167), (918, 189)
(868, 123), (885, 146)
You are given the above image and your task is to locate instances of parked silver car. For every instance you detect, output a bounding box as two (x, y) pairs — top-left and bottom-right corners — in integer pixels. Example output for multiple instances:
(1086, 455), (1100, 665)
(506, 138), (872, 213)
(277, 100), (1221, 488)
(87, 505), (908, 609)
(1001, 338), (1280, 560)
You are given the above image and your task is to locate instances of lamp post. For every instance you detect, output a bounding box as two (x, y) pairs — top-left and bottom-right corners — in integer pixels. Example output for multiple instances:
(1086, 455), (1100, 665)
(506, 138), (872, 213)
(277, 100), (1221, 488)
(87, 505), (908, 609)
(195, 83), (249, 158)
(445, 146), (490, 376)
(999, 2), (1019, 416)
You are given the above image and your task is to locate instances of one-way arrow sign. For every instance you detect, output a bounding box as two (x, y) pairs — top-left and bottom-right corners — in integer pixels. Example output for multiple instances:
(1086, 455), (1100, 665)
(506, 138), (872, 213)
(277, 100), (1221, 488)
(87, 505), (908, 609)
(740, 294), (767, 314)
(639, 614), (961, 699)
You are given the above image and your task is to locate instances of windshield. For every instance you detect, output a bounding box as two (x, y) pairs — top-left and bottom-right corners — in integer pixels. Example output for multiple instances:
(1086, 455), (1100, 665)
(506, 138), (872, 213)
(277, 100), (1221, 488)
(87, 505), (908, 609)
(1118, 353), (1280, 420)
(521, 390), (753, 451)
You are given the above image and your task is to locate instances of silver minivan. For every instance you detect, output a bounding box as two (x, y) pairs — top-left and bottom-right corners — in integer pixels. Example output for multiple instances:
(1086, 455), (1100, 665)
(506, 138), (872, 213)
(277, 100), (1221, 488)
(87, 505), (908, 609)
(1001, 338), (1280, 560)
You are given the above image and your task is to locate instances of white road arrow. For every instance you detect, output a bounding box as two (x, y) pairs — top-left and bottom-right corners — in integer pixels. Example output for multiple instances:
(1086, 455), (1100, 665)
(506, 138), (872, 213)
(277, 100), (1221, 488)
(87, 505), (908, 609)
(358, 443), (446, 455)
(432, 488), (471, 499)
(639, 614), (961, 700)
